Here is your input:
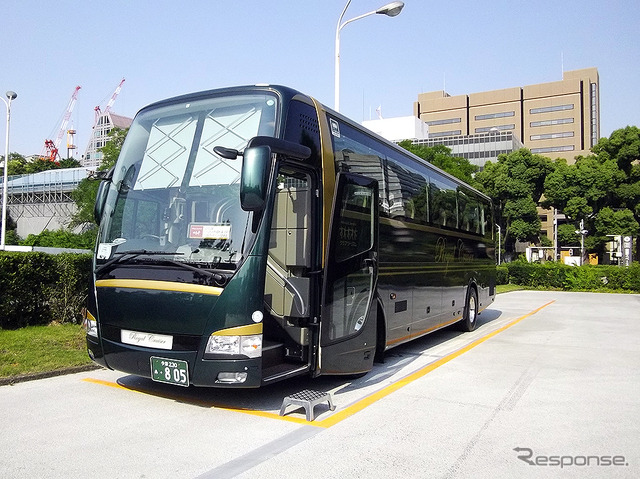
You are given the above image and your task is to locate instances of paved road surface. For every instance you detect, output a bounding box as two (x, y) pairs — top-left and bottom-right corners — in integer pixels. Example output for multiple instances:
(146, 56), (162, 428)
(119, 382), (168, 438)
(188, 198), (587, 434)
(1, 291), (638, 478)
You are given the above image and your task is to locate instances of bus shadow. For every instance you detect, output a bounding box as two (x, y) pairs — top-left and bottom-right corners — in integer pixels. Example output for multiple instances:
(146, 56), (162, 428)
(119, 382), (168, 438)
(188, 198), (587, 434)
(331, 306), (504, 396)
(114, 306), (505, 418)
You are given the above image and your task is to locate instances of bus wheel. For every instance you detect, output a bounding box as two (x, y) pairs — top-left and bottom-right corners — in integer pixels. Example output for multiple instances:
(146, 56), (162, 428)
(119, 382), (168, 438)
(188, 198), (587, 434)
(459, 287), (478, 332)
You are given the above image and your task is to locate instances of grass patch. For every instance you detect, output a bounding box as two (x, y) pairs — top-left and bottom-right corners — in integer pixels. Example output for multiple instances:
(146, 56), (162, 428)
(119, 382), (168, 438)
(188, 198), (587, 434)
(496, 284), (529, 294)
(0, 323), (91, 379)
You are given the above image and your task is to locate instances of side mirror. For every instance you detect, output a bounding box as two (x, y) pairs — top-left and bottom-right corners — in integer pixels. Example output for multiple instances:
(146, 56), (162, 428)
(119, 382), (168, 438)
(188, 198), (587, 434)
(93, 167), (114, 224)
(240, 145), (271, 211)
(94, 180), (109, 224)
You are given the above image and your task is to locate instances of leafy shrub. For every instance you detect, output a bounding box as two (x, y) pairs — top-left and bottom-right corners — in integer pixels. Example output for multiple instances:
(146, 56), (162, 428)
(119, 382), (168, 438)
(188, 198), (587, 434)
(0, 252), (91, 329)
(503, 261), (640, 292)
(506, 261), (566, 289)
(497, 265), (509, 285)
(20, 228), (97, 249)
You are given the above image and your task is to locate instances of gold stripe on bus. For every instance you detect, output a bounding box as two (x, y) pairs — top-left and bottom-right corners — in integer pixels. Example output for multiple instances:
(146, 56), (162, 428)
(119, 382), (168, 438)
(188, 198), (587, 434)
(212, 323), (263, 336)
(377, 265), (496, 276)
(95, 279), (223, 296)
(386, 316), (462, 346)
(310, 97), (336, 268)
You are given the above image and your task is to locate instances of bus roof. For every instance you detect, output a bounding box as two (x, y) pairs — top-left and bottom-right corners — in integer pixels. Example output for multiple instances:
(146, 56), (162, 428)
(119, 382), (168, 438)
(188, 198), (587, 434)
(135, 84), (491, 202)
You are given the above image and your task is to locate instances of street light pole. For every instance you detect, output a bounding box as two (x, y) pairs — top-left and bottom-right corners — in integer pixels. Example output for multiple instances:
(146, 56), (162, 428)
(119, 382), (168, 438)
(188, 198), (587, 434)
(496, 224), (501, 265)
(334, 0), (404, 112)
(1, 90), (17, 249)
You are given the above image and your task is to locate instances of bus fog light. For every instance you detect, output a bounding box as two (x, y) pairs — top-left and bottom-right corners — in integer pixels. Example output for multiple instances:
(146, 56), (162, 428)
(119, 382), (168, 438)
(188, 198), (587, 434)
(217, 372), (248, 384)
(240, 335), (262, 358)
(206, 335), (240, 355)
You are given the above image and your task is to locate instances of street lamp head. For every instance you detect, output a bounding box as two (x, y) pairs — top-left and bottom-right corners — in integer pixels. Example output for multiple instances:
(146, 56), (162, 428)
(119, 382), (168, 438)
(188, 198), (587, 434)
(376, 1), (404, 17)
(5, 91), (17, 101)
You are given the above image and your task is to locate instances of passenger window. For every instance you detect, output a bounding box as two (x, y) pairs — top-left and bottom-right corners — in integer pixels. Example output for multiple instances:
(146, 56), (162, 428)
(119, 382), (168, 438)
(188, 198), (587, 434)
(335, 183), (374, 262)
(429, 178), (457, 228)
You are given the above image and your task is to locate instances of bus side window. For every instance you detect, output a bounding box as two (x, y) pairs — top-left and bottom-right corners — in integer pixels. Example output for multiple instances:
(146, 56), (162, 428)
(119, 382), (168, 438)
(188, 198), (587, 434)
(430, 178), (457, 228)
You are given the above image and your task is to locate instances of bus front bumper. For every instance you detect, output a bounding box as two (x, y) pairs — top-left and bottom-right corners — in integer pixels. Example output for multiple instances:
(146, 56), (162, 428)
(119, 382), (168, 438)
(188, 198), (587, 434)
(88, 337), (262, 388)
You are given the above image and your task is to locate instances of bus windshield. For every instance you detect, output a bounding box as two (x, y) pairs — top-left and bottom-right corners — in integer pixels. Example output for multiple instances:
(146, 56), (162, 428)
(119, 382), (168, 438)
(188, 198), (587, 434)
(96, 92), (278, 269)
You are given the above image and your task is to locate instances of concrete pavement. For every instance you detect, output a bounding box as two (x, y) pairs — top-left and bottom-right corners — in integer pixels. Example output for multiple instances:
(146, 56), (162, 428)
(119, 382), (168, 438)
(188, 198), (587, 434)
(1, 291), (638, 478)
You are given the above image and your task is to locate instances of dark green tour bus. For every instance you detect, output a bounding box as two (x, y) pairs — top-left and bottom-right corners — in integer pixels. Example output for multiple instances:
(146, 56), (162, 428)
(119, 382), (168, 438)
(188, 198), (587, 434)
(85, 85), (496, 388)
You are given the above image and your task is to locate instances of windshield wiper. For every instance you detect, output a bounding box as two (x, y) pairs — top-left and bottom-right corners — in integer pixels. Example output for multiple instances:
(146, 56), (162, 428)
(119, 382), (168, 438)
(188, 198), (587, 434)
(153, 258), (227, 286)
(95, 250), (182, 276)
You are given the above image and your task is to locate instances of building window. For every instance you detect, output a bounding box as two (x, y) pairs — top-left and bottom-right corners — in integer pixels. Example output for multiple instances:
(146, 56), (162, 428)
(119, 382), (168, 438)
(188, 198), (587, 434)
(429, 130), (462, 138)
(530, 104), (574, 114)
(475, 111), (515, 120)
(530, 132), (574, 141)
(531, 145), (575, 153)
(425, 118), (461, 126)
(590, 82), (598, 147)
(530, 118), (574, 127)
(475, 124), (515, 133)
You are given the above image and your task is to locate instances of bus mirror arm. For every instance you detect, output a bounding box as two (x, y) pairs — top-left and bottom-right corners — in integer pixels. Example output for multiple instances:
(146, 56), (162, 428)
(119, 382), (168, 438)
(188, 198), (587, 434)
(246, 136), (311, 160)
(214, 138), (311, 162)
(213, 146), (240, 160)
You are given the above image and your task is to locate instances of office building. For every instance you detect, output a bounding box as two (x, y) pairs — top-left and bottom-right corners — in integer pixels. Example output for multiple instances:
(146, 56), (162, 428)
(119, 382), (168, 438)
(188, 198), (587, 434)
(414, 68), (599, 163)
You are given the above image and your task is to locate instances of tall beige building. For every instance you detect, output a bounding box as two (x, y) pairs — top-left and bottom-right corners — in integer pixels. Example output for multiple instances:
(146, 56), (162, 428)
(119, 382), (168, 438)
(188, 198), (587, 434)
(414, 67), (600, 163)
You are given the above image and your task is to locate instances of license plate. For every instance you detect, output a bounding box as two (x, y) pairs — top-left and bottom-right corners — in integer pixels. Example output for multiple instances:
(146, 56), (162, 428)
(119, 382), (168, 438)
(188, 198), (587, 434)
(150, 357), (189, 387)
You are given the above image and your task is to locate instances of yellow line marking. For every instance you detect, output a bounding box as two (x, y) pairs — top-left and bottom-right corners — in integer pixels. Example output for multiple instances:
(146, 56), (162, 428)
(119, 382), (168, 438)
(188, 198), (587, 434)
(83, 377), (128, 389)
(312, 300), (555, 428)
(83, 300), (554, 428)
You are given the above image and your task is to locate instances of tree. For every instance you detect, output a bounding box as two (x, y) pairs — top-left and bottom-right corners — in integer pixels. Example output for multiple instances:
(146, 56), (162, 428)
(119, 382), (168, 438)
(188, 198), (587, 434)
(0, 152), (27, 175)
(543, 127), (640, 259)
(591, 207), (639, 253)
(558, 223), (580, 246)
(475, 149), (554, 254)
(70, 127), (128, 229)
(592, 126), (640, 175)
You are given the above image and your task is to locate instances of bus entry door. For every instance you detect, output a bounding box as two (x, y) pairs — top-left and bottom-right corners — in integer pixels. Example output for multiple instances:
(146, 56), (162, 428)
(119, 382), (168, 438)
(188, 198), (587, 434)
(318, 173), (378, 375)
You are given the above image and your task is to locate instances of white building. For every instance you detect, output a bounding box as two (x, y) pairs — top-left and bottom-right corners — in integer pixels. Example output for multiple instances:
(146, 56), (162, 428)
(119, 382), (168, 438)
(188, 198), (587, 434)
(82, 112), (132, 169)
(362, 116), (429, 142)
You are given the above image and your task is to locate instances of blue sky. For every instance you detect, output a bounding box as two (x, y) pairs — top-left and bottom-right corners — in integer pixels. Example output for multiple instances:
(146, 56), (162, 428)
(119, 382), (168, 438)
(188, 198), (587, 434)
(2, 0), (639, 157)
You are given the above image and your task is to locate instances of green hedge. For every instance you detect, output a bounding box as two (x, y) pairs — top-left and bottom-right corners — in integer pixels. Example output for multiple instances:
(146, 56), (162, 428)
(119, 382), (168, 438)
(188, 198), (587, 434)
(0, 252), (92, 329)
(498, 261), (640, 292)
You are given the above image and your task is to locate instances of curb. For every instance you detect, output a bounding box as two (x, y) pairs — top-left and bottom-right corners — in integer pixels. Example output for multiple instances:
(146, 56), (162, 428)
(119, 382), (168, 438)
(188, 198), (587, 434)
(0, 363), (103, 387)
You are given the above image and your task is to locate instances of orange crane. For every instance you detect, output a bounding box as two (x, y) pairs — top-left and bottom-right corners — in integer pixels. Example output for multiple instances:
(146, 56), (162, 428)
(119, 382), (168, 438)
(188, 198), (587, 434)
(43, 85), (81, 162)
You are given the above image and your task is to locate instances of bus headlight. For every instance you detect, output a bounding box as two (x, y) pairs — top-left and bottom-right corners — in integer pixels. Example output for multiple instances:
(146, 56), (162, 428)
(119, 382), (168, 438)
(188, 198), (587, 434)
(83, 313), (98, 338)
(206, 334), (262, 358)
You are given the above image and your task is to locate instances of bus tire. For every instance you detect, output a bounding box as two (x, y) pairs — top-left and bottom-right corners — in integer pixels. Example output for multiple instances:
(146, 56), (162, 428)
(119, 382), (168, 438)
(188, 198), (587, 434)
(459, 286), (478, 332)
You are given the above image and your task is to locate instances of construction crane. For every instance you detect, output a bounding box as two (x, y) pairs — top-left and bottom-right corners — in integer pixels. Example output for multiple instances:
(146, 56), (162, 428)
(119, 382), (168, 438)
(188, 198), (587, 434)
(83, 78), (125, 164)
(93, 78), (125, 122)
(43, 85), (81, 162)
